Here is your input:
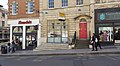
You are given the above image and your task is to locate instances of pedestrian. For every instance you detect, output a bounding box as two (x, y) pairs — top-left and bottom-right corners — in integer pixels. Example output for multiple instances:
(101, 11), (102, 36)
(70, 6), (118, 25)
(11, 41), (16, 53)
(7, 43), (11, 53)
(96, 35), (102, 49)
(91, 33), (98, 51)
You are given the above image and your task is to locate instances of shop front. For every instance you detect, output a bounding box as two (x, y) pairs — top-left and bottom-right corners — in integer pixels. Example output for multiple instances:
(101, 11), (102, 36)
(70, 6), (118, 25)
(47, 20), (68, 43)
(8, 19), (40, 50)
(95, 8), (120, 45)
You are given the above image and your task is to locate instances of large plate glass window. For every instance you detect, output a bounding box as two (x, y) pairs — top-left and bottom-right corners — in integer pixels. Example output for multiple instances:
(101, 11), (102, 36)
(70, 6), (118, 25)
(26, 25), (37, 49)
(48, 20), (68, 43)
(12, 26), (23, 46)
(99, 27), (113, 42)
(114, 27), (120, 43)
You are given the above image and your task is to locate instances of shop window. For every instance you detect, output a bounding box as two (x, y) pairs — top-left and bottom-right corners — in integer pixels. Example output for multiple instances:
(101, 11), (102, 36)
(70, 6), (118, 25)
(99, 27), (113, 42)
(13, 26), (23, 33)
(12, 26), (23, 46)
(26, 26), (37, 47)
(48, 20), (68, 43)
(114, 27), (120, 40)
(26, 26), (37, 33)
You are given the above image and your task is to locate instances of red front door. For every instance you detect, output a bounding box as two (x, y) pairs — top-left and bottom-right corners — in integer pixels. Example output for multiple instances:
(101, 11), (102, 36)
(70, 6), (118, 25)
(79, 22), (87, 39)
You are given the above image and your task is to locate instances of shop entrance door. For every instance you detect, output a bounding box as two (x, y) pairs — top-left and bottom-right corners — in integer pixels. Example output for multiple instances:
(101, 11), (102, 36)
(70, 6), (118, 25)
(79, 22), (87, 39)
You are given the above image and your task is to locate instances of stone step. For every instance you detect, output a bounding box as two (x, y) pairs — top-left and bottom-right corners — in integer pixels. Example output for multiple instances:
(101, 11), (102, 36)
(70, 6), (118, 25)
(34, 43), (69, 51)
(75, 40), (89, 49)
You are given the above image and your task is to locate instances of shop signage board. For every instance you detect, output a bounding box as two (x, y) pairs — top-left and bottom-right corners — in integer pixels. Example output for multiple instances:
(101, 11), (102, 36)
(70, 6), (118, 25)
(58, 12), (65, 21)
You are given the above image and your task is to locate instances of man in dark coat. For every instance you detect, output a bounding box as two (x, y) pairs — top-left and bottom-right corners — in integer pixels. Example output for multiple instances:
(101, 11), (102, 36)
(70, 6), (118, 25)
(96, 35), (102, 49)
(91, 33), (98, 51)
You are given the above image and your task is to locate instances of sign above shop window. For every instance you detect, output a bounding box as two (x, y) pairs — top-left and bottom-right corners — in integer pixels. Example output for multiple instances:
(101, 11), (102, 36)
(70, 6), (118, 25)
(18, 21), (32, 24)
(58, 12), (66, 21)
(98, 12), (120, 21)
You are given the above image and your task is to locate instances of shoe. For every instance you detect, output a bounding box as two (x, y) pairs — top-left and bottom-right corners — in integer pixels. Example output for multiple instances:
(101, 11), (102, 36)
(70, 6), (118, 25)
(92, 50), (94, 51)
(95, 50), (98, 51)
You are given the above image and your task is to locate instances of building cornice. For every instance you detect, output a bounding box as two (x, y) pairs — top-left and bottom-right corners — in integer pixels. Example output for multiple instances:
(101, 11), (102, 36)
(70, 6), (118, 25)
(95, 2), (120, 6)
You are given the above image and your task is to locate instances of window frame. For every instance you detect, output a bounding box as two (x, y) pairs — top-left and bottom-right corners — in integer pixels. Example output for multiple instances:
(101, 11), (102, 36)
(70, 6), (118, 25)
(12, 3), (17, 15)
(76, 0), (83, 5)
(47, 20), (68, 43)
(27, 1), (34, 14)
(62, 0), (68, 7)
(48, 0), (54, 8)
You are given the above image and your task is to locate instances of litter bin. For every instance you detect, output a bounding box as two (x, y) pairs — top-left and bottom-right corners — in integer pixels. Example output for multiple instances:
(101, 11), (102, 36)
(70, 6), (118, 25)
(1, 45), (7, 54)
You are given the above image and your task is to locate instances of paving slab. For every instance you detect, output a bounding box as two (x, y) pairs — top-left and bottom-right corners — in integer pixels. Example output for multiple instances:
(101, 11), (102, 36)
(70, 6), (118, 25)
(0, 45), (120, 56)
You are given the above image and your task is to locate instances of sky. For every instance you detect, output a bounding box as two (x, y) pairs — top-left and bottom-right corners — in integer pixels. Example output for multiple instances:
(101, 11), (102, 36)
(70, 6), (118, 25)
(0, 0), (8, 9)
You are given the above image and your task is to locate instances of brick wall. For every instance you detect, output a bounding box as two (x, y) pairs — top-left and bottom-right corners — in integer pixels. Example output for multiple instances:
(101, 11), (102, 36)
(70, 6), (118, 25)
(8, 0), (39, 19)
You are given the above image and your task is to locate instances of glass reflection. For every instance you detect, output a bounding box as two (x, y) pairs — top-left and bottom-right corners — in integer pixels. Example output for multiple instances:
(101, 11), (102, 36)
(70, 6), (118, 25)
(99, 27), (113, 42)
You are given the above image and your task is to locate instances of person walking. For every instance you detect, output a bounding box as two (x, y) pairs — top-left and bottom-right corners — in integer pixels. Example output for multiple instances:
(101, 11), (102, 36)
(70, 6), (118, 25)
(96, 35), (102, 49)
(91, 33), (98, 51)
(7, 43), (11, 53)
(11, 41), (16, 53)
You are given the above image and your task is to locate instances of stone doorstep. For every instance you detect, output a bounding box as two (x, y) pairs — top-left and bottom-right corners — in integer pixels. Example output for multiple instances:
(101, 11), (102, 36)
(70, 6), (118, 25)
(35, 43), (69, 51)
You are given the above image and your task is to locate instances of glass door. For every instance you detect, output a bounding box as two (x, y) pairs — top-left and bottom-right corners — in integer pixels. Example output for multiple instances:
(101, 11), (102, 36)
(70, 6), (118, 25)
(12, 26), (23, 49)
(26, 25), (37, 49)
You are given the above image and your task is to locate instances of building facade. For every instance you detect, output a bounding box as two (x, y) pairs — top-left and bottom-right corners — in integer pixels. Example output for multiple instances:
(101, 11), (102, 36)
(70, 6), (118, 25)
(0, 5), (9, 42)
(92, 0), (120, 45)
(40, 0), (93, 49)
(7, 0), (40, 49)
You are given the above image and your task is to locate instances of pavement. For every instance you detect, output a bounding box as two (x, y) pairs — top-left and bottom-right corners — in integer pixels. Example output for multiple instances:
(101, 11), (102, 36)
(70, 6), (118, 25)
(0, 45), (120, 56)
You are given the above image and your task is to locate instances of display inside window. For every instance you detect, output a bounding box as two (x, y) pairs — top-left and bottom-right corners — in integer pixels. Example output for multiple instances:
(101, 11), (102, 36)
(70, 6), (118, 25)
(12, 26), (23, 47)
(13, 26), (23, 33)
(12, 35), (22, 46)
(26, 26), (37, 33)
(47, 21), (68, 43)
(99, 27), (113, 42)
(114, 27), (120, 40)
(26, 26), (37, 47)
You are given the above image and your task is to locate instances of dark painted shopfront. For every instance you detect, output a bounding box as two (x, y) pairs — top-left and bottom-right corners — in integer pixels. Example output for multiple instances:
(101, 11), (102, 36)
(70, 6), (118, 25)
(95, 8), (120, 45)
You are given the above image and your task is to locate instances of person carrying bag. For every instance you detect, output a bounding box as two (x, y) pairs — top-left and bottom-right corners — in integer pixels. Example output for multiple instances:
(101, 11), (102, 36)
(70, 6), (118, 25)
(91, 33), (98, 51)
